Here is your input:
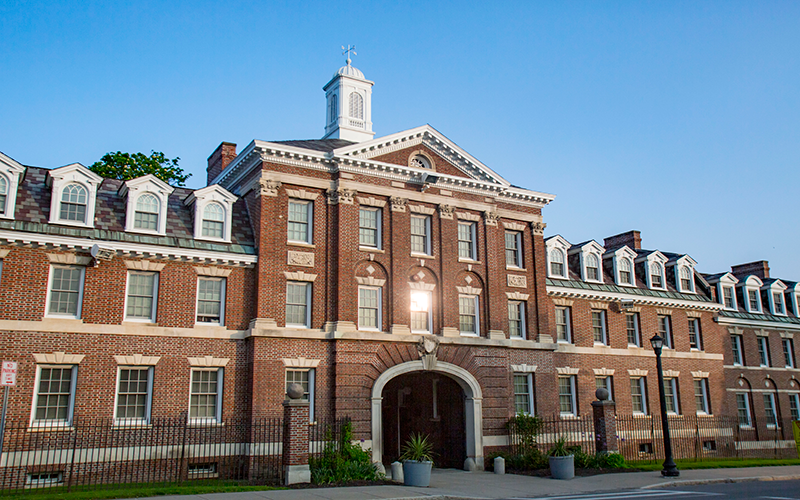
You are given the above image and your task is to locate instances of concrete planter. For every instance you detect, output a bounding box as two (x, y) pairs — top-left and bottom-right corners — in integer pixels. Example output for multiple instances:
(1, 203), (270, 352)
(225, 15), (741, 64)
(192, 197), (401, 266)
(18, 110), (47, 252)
(402, 460), (433, 487)
(549, 455), (574, 480)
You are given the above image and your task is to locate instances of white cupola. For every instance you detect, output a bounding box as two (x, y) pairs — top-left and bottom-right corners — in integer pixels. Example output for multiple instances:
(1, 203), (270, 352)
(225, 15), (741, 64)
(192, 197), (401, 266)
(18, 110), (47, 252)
(322, 51), (375, 143)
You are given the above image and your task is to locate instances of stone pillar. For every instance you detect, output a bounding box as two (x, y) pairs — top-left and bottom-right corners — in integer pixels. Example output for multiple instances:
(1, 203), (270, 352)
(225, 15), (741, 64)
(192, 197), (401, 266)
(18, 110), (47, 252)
(283, 384), (311, 485)
(591, 388), (618, 454)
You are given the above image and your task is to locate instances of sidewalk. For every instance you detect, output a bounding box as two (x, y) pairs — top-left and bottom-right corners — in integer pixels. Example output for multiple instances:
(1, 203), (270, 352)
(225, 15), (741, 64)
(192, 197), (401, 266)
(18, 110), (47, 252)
(138, 465), (800, 500)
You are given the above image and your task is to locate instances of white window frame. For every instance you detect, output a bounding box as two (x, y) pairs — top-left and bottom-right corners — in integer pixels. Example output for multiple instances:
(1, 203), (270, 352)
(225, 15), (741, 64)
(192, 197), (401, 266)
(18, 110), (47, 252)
(196, 277), (226, 326)
(513, 373), (534, 415)
(0, 151), (25, 221)
(286, 368), (316, 422)
(185, 184), (236, 243)
(124, 271), (159, 323)
(694, 378), (710, 415)
(287, 199), (313, 245)
(558, 375), (577, 417)
(46, 163), (102, 228)
(113, 366), (154, 425)
(618, 258), (634, 286)
(608, 246), (638, 287)
(740, 276), (763, 313)
(30, 364), (78, 427)
(688, 318), (702, 350)
(357, 286), (382, 331)
(722, 286), (736, 310)
(188, 368), (224, 424)
(592, 309), (608, 345)
(457, 221), (477, 261)
(783, 338), (795, 369)
(505, 231), (523, 269)
(358, 207), (382, 249)
(45, 265), (85, 319)
(410, 290), (433, 334)
(765, 281), (788, 316)
(678, 266), (695, 293)
(120, 175), (175, 237)
(133, 193), (161, 232)
(570, 241), (605, 283)
(649, 262), (664, 289)
(789, 393), (800, 421)
(658, 314), (673, 349)
(555, 306), (572, 343)
(410, 215), (431, 256)
(458, 294), (480, 337)
(507, 300), (525, 339)
(736, 392), (752, 427)
(626, 312), (641, 347)
(636, 251), (668, 290)
(285, 281), (312, 328)
(549, 249), (566, 278)
(758, 336), (771, 367)
(664, 377), (679, 415)
(763, 393), (778, 428)
(546, 236), (570, 279)
(731, 334), (744, 366)
(584, 253), (602, 283)
(631, 377), (648, 415)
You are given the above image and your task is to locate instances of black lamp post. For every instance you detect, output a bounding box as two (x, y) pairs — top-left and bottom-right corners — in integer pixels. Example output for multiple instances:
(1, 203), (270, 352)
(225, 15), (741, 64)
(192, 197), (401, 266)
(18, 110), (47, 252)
(650, 334), (680, 477)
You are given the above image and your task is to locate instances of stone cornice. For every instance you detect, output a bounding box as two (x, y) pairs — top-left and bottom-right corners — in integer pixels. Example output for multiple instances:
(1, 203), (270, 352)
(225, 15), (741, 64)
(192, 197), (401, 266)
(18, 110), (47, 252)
(547, 284), (723, 312)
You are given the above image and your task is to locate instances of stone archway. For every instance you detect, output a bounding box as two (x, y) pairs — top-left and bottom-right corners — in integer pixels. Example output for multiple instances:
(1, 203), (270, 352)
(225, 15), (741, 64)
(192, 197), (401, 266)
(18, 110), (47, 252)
(371, 360), (484, 470)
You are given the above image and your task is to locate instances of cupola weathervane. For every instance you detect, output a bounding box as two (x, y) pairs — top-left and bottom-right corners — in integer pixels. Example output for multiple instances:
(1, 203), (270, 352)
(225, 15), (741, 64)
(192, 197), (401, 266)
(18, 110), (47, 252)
(342, 44), (356, 65)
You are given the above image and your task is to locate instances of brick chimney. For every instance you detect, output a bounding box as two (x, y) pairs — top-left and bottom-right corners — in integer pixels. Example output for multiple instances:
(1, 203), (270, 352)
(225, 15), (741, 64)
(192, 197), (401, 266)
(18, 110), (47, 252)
(604, 230), (641, 251)
(731, 261), (770, 280)
(207, 142), (237, 185)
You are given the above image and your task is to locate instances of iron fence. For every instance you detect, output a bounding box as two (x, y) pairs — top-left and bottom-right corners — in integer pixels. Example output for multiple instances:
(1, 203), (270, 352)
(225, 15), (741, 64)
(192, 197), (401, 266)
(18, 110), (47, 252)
(507, 415), (595, 456)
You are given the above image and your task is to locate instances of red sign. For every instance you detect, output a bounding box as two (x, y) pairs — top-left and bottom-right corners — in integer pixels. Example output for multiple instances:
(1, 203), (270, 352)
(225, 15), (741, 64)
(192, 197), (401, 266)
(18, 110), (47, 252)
(1, 361), (17, 386)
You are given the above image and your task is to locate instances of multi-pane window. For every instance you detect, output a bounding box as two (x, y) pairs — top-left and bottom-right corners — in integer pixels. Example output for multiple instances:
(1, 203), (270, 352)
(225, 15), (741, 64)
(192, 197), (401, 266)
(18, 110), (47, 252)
(197, 277), (225, 324)
(410, 215), (430, 254)
(789, 393), (800, 421)
(288, 200), (312, 243)
(585, 254), (600, 281)
(359, 207), (380, 248)
(688, 318), (702, 350)
(508, 301), (525, 338)
(358, 286), (380, 330)
(48, 265), (84, 318)
(134, 193), (159, 231)
(658, 315), (673, 349)
(189, 369), (222, 422)
(773, 292), (785, 314)
(679, 267), (693, 292)
(619, 258), (633, 285)
(0, 174), (7, 215)
(783, 339), (795, 368)
(558, 375), (577, 416)
(694, 378), (710, 414)
(748, 289), (760, 312)
(513, 373), (534, 415)
(459, 295), (479, 336)
(650, 263), (663, 288)
(626, 313), (641, 346)
(736, 393), (751, 427)
(505, 231), (522, 268)
(664, 378), (679, 414)
(33, 366), (76, 424)
(758, 336), (770, 367)
(201, 203), (225, 239)
(286, 369), (315, 421)
(126, 272), (158, 322)
(631, 377), (647, 414)
(763, 393), (778, 427)
(731, 335), (744, 365)
(286, 282), (311, 328)
(457, 222), (476, 260)
(596, 376), (613, 401)
(555, 307), (571, 343)
(115, 367), (152, 423)
(549, 249), (565, 277)
(410, 291), (432, 333)
(592, 310), (607, 345)
(723, 286), (735, 309)
(60, 183), (88, 222)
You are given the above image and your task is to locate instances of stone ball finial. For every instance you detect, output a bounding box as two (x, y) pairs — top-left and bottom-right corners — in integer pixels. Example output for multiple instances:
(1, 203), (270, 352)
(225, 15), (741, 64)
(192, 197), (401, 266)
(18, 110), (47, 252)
(287, 383), (304, 400)
(595, 387), (609, 401)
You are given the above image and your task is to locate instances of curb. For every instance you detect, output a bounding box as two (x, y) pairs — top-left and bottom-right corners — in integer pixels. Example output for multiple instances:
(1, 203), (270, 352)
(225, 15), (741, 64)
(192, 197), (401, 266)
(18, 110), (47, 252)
(641, 474), (800, 489)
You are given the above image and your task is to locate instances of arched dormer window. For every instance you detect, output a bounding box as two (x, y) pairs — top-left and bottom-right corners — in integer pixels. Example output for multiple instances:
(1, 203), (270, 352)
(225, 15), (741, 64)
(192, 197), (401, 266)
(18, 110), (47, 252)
(349, 92), (363, 120)
(550, 249), (565, 277)
(60, 183), (88, 222)
(202, 202), (225, 239)
(619, 258), (633, 285)
(134, 193), (160, 231)
(0, 174), (7, 215)
(0, 151), (25, 221)
(679, 266), (694, 292)
(586, 254), (600, 281)
(651, 263), (663, 288)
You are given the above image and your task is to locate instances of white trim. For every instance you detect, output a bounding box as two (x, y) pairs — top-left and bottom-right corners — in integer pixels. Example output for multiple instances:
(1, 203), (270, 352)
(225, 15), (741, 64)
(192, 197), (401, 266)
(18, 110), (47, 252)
(513, 372), (535, 415)
(357, 285), (382, 331)
(591, 309), (608, 345)
(286, 281), (312, 328)
(185, 184), (237, 243)
(287, 199), (314, 245)
(458, 294), (480, 337)
(558, 374), (578, 416)
(545, 235), (569, 279)
(508, 299), (526, 339)
(0, 152), (25, 220)
(739, 275), (764, 313)
(188, 367), (224, 424)
(555, 305), (572, 343)
(635, 250), (668, 290)
(120, 175), (175, 237)
(547, 285), (723, 312)
(46, 163), (102, 229)
(113, 365), (154, 425)
(124, 271), (159, 323)
(605, 246), (637, 287)
(630, 376), (648, 415)
(30, 364), (78, 427)
(666, 255), (698, 294)
(410, 290), (433, 334)
(196, 276), (226, 326)
(504, 230), (523, 269)
(457, 220), (477, 261)
(569, 240), (606, 283)
(285, 367), (316, 422)
(410, 214), (432, 256)
(44, 264), (85, 320)
(358, 205), (382, 250)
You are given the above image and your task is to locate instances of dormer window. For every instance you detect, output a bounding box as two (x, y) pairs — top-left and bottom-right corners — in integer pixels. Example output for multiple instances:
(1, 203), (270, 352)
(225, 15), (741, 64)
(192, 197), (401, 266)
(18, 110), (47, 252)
(202, 203), (225, 239)
(651, 263), (663, 288)
(739, 276), (763, 313)
(47, 163), (102, 229)
(667, 255), (697, 293)
(570, 240), (604, 283)
(185, 184), (237, 243)
(586, 254), (600, 281)
(748, 290), (760, 311)
(723, 287), (735, 309)
(606, 246), (637, 287)
(134, 193), (160, 231)
(0, 151), (26, 220)
(773, 292), (785, 314)
(0, 175), (7, 215)
(60, 183), (88, 222)
(764, 280), (788, 315)
(619, 258), (633, 285)
(679, 267), (694, 293)
(546, 235), (571, 279)
(550, 250), (565, 277)
(709, 272), (739, 310)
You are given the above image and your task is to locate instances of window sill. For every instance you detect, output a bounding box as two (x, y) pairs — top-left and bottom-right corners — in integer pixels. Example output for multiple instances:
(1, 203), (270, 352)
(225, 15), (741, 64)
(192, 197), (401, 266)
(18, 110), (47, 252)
(560, 414), (579, 420)
(411, 252), (435, 259)
(28, 424), (73, 432)
(127, 228), (167, 237)
(195, 236), (232, 244)
(113, 422), (152, 429)
(557, 339), (573, 344)
(506, 266), (526, 272)
(458, 258), (480, 264)
(628, 344), (643, 348)
(189, 473), (219, 479)
(123, 320), (157, 325)
(359, 246), (384, 253)
(411, 331), (432, 335)
(548, 274), (568, 280)
(460, 332), (480, 338)
(188, 420), (225, 428)
(287, 241), (315, 249)
(195, 322), (224, 328)
(49, 219), (94, 229)
(632, 413), (649, 417)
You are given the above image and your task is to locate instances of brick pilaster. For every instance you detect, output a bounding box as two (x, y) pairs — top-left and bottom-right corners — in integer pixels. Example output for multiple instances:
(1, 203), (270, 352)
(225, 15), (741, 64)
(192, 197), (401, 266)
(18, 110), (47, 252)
(283, 399), (310, 484)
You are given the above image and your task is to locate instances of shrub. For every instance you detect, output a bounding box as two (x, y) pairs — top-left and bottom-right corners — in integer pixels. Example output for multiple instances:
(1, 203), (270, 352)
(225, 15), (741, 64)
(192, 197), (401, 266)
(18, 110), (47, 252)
(309, 421), (384, 484)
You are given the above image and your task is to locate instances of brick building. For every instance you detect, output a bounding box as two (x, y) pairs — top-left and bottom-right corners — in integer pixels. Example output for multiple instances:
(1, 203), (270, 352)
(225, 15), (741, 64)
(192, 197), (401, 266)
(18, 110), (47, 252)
(0, 59), (797, 475)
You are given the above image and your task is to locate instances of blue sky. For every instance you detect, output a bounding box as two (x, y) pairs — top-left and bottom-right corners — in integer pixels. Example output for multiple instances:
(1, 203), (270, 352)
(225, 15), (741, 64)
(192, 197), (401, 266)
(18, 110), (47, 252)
(2, 1), (798, 278)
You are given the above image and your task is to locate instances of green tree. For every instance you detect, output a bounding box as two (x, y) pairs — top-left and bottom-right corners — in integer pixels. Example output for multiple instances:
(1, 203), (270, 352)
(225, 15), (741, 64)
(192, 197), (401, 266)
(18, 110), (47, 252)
(90, 151), (191, 187)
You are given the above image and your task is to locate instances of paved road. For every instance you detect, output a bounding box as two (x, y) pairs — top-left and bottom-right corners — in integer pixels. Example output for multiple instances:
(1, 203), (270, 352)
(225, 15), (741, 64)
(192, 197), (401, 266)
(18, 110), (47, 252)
(501, 479), (800, 500)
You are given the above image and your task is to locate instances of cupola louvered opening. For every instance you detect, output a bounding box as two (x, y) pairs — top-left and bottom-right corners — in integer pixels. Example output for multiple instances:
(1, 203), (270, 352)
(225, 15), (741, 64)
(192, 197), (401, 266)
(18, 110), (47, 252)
(349, 92), (363, 120)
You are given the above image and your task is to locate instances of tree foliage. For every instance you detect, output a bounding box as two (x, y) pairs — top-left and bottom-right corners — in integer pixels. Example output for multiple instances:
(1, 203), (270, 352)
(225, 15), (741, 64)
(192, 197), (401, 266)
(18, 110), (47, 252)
(89, 151), (191, 187)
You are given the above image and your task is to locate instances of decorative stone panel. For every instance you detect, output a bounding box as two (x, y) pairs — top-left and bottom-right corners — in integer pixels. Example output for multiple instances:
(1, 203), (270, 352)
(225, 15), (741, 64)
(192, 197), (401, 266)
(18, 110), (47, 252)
(484, 211), (500, 226)
(530, 221), (546, 235)
(507, 275), (527, 288)
(390, 196), (407, 212)
(455, 212), (481, 221)
(259, 178), (281, 196)
(326, 188), (355, 205)
(456, 285), (482, 295)
(287, 251), (315, 268)
(284, 271), (317, 282)
(438, 204), (455, 219)
(502, 221), (526, 231)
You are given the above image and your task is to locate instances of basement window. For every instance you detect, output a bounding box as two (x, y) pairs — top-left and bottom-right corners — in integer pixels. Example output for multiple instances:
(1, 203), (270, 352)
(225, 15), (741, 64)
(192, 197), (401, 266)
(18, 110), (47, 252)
(188, 462), (218, 478)
(27, 472), (63, 487)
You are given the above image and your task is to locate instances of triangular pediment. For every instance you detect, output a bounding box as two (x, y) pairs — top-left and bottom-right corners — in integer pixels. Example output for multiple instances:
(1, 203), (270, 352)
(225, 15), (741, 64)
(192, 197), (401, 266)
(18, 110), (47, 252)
(332, 125), (511, 186)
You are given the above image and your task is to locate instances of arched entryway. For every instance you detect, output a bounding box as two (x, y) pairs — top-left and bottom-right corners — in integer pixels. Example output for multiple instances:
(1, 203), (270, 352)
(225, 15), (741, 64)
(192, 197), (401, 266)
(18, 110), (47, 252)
(370, 360), (484, 470)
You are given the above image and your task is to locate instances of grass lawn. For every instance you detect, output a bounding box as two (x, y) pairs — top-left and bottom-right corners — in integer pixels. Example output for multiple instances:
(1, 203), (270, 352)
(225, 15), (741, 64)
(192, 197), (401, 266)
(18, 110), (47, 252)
(0, 480), (286, 500)
(631, 458), (800, 471)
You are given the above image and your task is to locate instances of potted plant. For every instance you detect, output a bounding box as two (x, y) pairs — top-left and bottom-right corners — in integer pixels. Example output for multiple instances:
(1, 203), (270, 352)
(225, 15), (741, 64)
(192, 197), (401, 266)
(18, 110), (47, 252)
(399, 433), (435, 487)
(547, 436), (575, 480)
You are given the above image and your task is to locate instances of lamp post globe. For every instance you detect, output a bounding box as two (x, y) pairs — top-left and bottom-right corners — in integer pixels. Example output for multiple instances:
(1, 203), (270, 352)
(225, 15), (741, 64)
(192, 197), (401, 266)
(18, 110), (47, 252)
(650, 334), (679, 477)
